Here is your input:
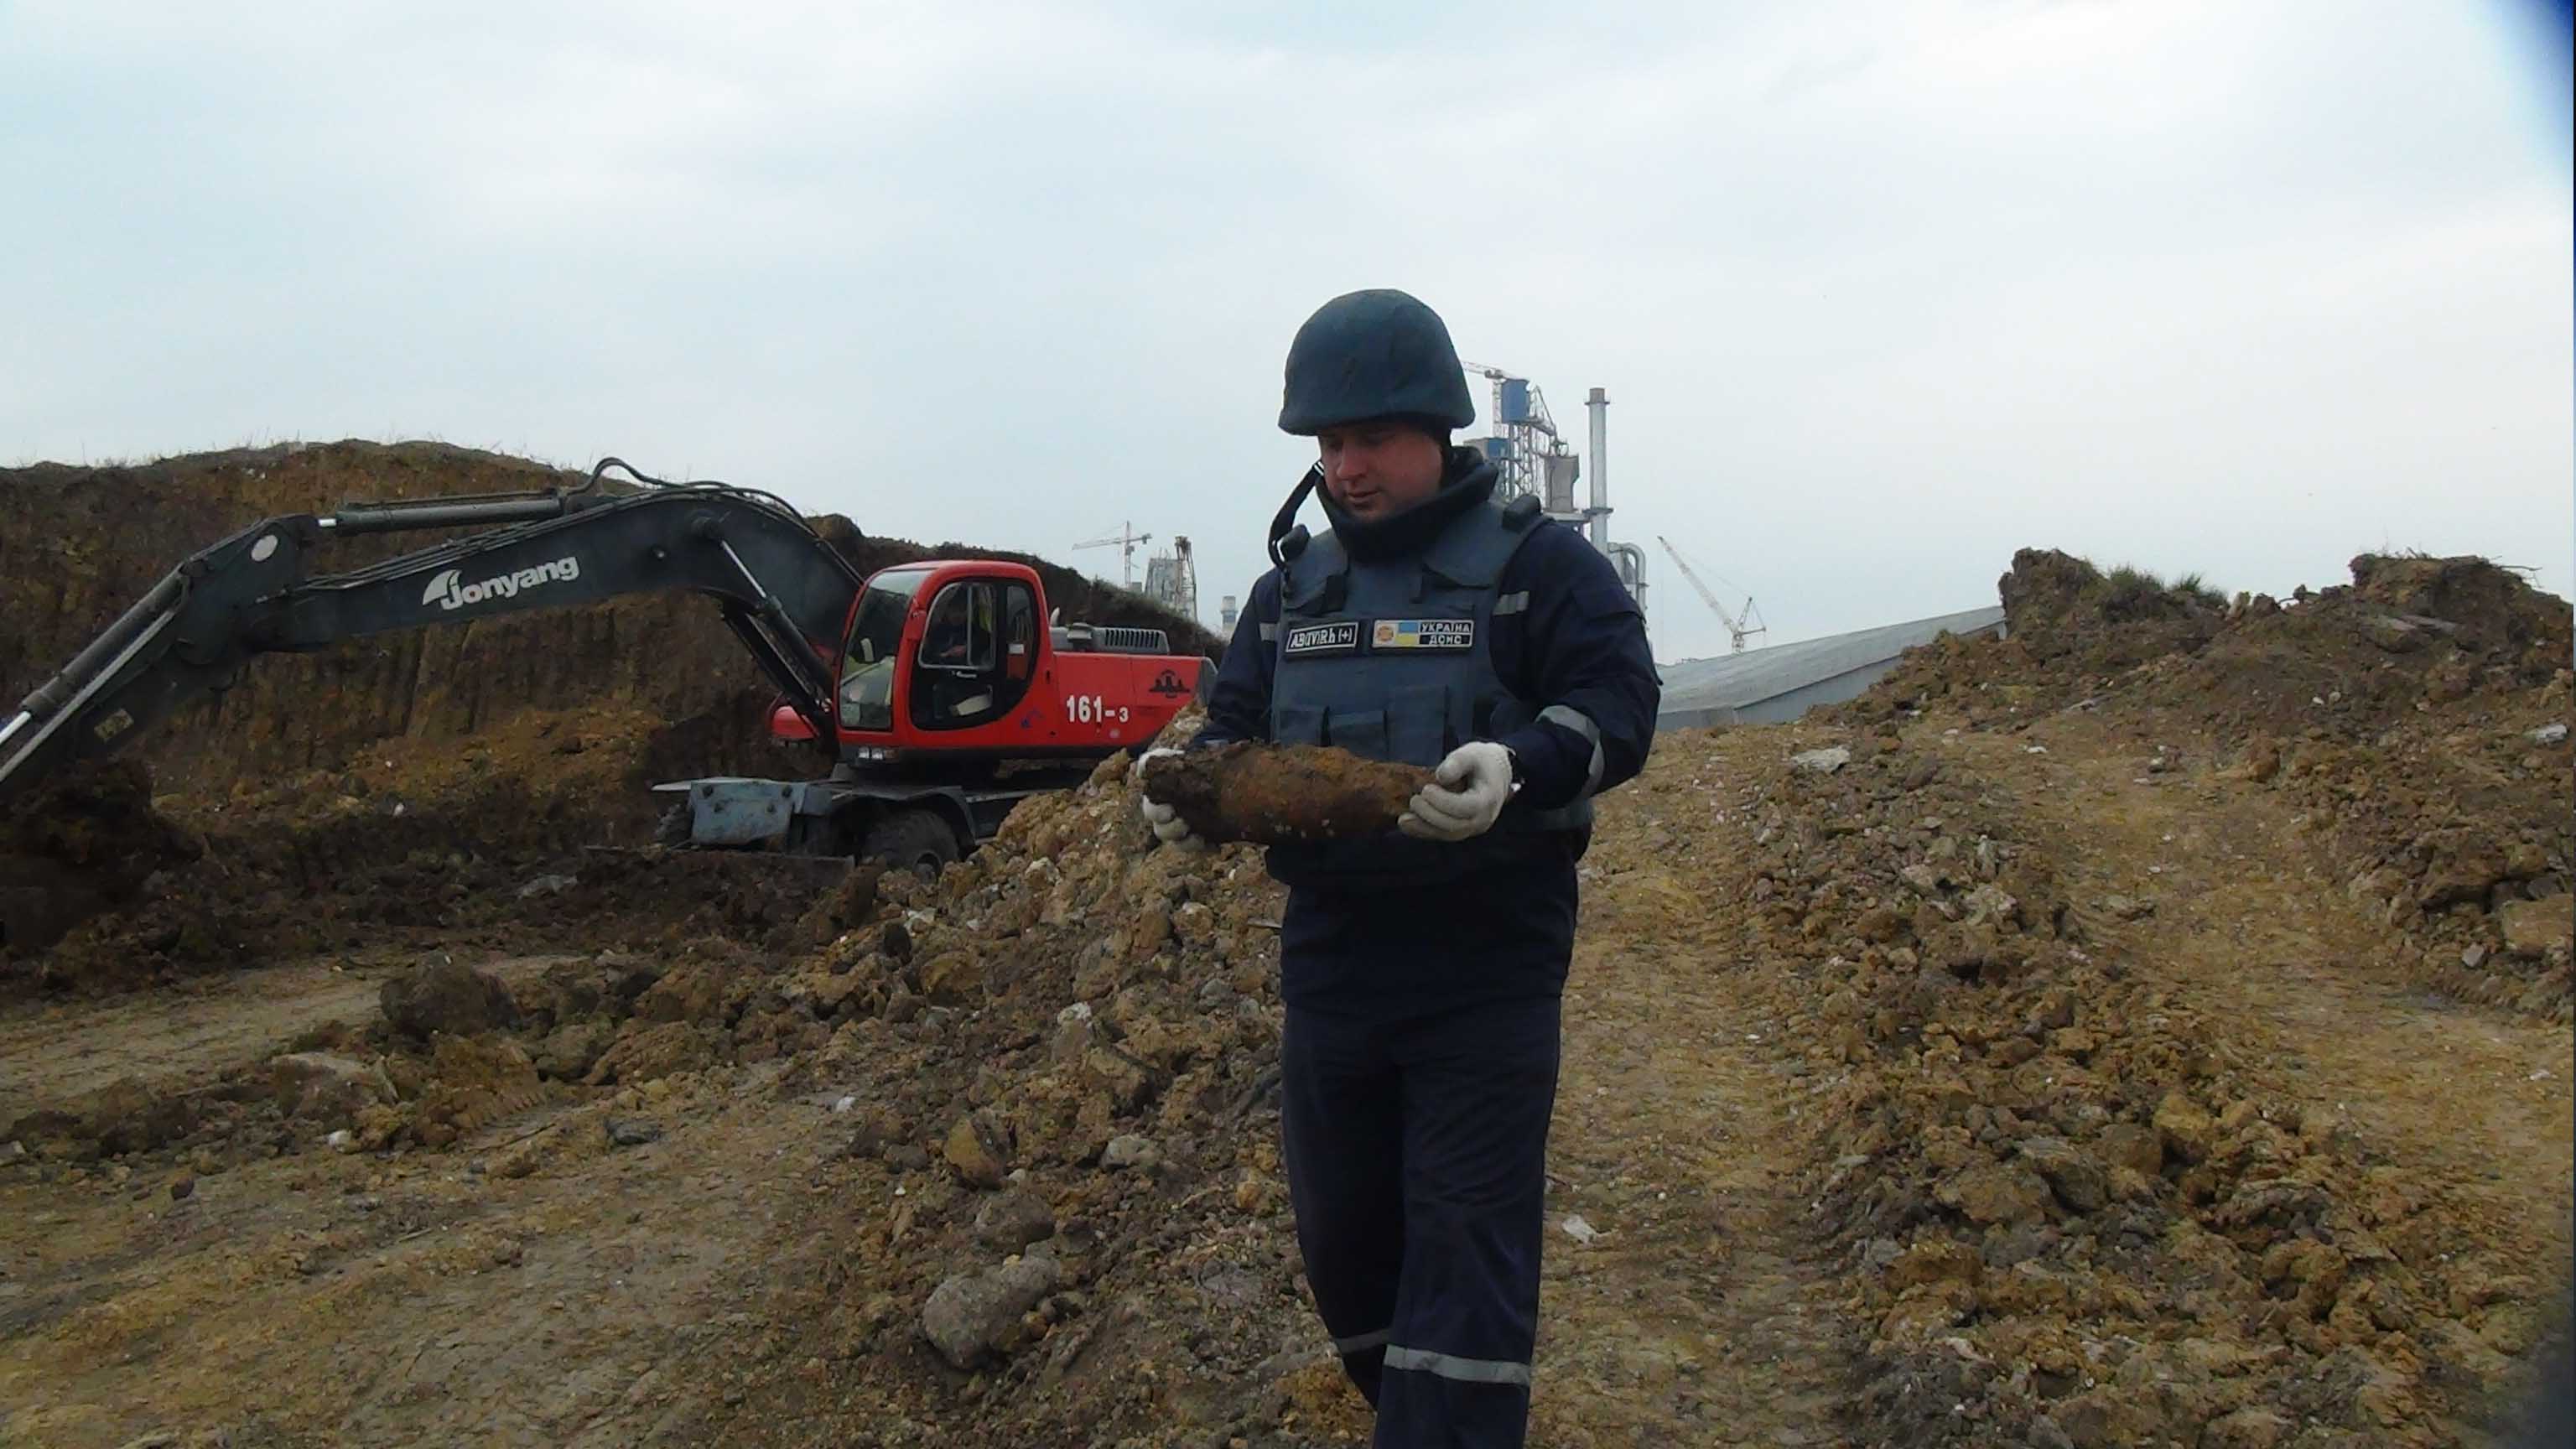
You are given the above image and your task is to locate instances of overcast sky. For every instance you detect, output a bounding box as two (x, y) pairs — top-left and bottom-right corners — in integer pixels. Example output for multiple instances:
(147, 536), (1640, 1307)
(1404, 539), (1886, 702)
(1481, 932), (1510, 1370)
(4, 0), (2568, 662)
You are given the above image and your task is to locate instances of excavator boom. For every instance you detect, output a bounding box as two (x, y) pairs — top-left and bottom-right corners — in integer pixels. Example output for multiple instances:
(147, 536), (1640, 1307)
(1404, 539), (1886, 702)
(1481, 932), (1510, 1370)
(0, 463), (867, 800)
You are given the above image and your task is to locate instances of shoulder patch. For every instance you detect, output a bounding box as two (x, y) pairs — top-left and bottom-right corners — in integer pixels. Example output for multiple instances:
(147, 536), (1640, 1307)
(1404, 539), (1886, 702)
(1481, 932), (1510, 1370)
(1281, 621), (1361, 658)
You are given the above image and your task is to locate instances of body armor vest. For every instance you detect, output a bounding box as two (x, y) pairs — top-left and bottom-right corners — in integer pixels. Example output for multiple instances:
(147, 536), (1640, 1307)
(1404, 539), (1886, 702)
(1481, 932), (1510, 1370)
(1265, 496), (1592, 888)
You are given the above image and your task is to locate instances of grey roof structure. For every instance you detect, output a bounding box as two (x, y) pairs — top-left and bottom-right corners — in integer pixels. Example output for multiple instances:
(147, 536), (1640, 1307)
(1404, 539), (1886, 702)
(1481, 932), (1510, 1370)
(1656, 605), (2007, 731)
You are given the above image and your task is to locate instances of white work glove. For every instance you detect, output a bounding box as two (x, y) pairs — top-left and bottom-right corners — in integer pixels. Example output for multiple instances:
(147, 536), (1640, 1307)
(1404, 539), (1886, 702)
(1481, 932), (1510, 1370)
(1131, 746), (1202, 851)
(1400, 741), (1515, 843)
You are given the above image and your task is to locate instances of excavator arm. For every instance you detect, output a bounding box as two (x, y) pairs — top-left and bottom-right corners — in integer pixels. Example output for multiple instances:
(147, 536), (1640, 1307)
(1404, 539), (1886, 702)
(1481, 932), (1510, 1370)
(0, 461), (867, 801)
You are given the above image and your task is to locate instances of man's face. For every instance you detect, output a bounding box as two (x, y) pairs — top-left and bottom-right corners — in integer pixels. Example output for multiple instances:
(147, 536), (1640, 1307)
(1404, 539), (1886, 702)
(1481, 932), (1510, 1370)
(1317, 420), (1445, 522)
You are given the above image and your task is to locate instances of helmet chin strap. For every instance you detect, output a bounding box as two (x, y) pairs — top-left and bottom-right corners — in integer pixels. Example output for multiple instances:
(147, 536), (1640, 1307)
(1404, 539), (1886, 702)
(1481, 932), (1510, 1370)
(1267, 463), (1323, 569)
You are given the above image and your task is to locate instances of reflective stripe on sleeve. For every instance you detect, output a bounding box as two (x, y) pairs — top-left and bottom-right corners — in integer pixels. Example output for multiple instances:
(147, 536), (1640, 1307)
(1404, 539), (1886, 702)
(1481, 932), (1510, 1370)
(1493, 590), (1531, 616)
(1332, 1327), (1391, 1357)
(1259, 622), (1280, 641)
(1539, 704), (1607, 792)
(1383, 1345), (1533, 1387)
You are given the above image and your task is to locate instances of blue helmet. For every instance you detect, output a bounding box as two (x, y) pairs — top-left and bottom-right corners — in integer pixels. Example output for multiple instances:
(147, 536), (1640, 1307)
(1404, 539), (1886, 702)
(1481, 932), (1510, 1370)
(1277, 289), (1477, 436)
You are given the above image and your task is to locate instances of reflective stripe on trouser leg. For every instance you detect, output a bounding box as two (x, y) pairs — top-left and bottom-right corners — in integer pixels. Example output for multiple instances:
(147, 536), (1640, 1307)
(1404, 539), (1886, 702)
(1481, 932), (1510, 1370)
(1280, 1004), (1404, 1409)
(1383, 1345), (1533, 1386)
(1377, 994), (1564, 1449)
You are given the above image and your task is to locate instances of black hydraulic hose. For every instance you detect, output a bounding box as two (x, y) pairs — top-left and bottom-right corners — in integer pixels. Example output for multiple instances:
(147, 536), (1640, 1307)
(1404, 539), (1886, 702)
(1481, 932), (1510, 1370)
(589, 456), (655, 489)
(328, 494), (579, 535)
(593, 457), (817, 530)
(14, 570), (186, 719)
(698, 522), (836, 698)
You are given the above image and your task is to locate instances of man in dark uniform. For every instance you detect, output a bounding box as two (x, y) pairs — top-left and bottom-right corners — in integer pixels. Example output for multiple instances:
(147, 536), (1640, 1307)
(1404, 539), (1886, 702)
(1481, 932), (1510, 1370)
(1138, 289), (1661, 1446)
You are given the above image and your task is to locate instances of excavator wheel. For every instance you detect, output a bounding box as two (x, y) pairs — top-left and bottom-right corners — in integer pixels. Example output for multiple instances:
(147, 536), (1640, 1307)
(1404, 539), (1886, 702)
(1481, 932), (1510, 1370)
(863, 808), (961, 879)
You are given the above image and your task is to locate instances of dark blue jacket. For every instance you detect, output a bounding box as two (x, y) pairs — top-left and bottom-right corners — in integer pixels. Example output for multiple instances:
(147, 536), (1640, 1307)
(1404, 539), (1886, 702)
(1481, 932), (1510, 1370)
(1195, 488), (1661, 1007)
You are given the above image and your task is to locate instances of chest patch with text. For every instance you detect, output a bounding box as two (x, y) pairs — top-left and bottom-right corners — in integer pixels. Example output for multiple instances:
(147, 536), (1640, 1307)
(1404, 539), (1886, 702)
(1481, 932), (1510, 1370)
(1370, 619), (1476, 652)
(1282, 621), (1361, 658)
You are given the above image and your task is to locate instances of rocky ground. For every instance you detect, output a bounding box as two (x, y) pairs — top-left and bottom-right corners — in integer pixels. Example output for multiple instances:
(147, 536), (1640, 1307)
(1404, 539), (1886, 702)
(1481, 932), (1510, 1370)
(1, 454), (2568, 1447)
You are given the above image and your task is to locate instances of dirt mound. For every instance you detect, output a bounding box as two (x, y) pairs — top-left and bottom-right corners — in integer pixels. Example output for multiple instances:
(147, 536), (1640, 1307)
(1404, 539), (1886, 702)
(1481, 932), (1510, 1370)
(0, 760), (195, 876)
(8, 789), (870, 1004)
(1, 840), (884, 1163)
(2351, 553), (2568, 653)
(1999, 547), (2223, 669)
(379, 958), (524, 1040)
(1607, 720), (2564, 1446)
(0, 761), (200, 957)
(636, 737), (1348, 1444)
(1846, 549), (2574, 1015)
(1852, 547), (2225, 730)
(1, 688), (906, 998)
(1867, 549), (2566, 732)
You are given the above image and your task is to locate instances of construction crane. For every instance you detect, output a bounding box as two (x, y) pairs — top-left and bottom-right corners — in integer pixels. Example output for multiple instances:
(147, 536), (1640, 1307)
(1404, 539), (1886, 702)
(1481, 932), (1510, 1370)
(1656, 535), (1768, 654)
(1073, 523), (1153, 589)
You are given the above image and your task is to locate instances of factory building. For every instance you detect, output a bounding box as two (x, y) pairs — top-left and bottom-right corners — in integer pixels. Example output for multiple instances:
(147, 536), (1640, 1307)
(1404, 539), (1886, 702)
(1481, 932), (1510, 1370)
(1654, 605), (2007, 731)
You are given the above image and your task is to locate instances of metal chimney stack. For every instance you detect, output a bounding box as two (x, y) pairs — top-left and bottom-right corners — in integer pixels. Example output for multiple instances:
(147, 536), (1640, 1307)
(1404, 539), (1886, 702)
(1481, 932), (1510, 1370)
(1584, 387), (1610, 548)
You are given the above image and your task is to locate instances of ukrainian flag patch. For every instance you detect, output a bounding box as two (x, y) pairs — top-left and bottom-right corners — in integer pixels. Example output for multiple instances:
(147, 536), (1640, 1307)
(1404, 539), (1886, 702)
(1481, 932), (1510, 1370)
(1370, 619), (1475, 651)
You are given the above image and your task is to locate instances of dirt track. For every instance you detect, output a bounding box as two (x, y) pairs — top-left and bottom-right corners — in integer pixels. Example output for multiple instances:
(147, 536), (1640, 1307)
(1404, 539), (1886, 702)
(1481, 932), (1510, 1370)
(1534, 857), (1852, 1443)
(1971, 719), (2573, 1279)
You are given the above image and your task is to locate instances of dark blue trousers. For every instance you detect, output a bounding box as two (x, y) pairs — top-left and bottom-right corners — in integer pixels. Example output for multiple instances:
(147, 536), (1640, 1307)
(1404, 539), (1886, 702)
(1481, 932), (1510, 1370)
(1280, 993), (1563, 1449)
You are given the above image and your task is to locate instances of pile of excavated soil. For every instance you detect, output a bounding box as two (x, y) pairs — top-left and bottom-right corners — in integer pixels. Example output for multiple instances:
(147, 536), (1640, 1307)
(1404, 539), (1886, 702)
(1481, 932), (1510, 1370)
(659, 744), (1359, 1445)
(1867, 549), (2567, 730)
(3, 708), (824, 996)
(1850, 549), (2573, 1016)
(1998, 548), (2224, 672)
(2, 845), (880, 1161)
(443, 725), (1364, 1444)
(0, 761), (200, 958)
(1602, 716), (2568, 1447)
(5, 715), (1376, 1446)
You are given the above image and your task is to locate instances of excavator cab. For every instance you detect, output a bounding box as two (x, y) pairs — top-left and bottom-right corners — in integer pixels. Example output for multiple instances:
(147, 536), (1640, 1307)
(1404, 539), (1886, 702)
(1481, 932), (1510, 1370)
(909, 574), (1038, 730)
(827, 562), (1055, 755)
(798, 558), (1203, 767)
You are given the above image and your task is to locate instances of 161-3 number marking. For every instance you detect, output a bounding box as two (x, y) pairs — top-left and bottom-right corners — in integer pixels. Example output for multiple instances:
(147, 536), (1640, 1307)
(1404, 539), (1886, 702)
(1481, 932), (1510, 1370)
(1067, 694), (1130, 725)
